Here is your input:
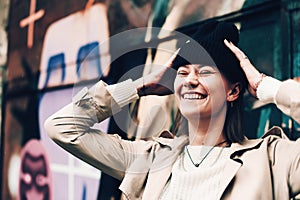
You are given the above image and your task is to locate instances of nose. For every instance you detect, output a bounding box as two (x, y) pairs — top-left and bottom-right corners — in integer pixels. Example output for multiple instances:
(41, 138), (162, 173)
(183, 72), (199, 88)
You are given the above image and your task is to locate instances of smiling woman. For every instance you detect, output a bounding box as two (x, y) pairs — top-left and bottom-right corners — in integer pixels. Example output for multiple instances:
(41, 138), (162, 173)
(174, 64), (234, 146)
(44, 20), (300, 199)
(170, 20), (248, 145)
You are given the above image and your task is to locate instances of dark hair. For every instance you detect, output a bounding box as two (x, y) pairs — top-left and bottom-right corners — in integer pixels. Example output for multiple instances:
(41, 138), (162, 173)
(223, 86), (246, 144)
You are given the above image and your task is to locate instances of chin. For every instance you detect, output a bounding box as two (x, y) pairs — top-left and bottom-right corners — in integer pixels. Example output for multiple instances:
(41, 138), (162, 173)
(181, 106), (212, 120)
(181, 110), (200, 119)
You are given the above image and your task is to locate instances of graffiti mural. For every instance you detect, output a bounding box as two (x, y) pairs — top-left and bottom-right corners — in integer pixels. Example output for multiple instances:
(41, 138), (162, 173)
(18, 139), (52, 200)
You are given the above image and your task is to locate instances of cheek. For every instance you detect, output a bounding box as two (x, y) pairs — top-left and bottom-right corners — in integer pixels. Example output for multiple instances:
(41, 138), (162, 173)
(205, 78), (227, 99)
(173, 77), (183, 96)
(213, 90), (227, 103)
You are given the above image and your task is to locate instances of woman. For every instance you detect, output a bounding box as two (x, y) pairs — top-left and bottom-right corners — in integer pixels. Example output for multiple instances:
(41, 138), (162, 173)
(45, 20), (300, 199)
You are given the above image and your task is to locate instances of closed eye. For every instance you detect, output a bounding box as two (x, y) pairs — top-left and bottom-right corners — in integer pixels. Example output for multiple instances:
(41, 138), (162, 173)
(177, 70), (189, 77)
(198, 70), (217, 76)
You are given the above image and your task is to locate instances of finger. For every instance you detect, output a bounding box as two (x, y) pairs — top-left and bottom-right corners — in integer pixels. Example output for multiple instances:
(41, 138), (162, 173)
(224, 40), (257, 74)
(224, 39), (257, 74)
(224, 39), (262, 94)
(224, 39), (249, 62)
(165, 48), (181, 67)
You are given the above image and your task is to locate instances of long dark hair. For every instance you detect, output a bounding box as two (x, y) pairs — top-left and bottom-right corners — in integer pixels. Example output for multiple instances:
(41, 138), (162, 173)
(223, 85), (246, 144)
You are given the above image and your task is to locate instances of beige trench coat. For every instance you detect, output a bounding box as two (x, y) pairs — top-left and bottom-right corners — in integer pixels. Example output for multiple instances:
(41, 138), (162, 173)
(45, 78), (300, 199)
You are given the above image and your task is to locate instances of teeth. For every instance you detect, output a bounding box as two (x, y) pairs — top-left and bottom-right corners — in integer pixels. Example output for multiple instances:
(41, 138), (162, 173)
(183, 94), (207, 99)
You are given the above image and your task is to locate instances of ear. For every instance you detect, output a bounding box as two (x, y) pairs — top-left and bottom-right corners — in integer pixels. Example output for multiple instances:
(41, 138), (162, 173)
(227, 82), (241, 102)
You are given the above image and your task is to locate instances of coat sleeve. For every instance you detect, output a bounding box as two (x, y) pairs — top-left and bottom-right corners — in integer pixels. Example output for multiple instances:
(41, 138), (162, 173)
(286, 139), (300, 196)
(258, 77), (300, 196)
(257, 76), (300, 124)
(267, 135), (300, 197)
(44, 79), (153, 180)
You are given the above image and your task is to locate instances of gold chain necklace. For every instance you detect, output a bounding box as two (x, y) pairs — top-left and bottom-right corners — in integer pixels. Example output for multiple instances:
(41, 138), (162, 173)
(185, 140), (227, 167)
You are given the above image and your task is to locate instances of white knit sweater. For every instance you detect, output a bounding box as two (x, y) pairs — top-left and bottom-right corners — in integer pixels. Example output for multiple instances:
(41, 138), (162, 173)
(160, 145), (230, 200)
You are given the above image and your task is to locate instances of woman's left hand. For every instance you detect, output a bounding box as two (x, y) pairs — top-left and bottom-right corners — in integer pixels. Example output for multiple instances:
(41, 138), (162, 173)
(224, 39), (265, 97)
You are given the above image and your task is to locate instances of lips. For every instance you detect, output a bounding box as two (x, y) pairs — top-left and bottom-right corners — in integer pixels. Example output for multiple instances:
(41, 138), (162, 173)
(182, 92), (208, 100)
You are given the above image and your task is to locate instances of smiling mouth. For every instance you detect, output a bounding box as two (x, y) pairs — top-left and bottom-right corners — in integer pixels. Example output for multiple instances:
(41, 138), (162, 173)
(182, 93), (208, 100)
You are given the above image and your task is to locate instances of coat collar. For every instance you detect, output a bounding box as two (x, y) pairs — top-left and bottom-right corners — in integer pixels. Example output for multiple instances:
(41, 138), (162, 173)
(153, 127), (288, 199)
(229, 126), (286, 156)
(261, 126), (288, 139)
(154, 126), (286, 150)
(120, 126), (287, 199)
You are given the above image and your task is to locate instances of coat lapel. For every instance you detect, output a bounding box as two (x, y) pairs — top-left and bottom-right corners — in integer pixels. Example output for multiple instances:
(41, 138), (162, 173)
(217, 137), (264, 199)
(142, 165), (173, 200)
(142, 135), (189, 200)
(119, 152), (152, 199)
(217, 158), (242, 199)
(119, 134), (188, 200)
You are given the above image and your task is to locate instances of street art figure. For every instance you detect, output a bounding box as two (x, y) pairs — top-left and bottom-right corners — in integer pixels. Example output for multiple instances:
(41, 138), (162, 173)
(18, 139), (52, 200)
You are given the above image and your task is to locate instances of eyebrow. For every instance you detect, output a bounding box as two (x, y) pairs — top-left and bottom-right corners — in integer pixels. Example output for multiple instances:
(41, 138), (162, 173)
(178, 65), (216, 70)
(198, 66), (218, 70)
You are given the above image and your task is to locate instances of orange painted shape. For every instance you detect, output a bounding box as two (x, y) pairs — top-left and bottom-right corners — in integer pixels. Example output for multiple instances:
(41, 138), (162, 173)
(19, 0), (45, 48)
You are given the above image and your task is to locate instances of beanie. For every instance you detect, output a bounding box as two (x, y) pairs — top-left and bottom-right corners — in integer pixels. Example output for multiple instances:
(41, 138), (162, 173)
(172, 20), (247, 87)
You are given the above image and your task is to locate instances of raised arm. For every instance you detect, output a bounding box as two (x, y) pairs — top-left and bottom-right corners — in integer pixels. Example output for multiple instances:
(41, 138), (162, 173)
(225, 39), (300, 124)
(44, 78), (168, 180)
(44, 49), (180, 179)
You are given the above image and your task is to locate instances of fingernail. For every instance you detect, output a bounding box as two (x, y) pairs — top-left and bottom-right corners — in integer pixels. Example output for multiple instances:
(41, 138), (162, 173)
(175, 48), (181, 54)
(171, 48), (181, 58)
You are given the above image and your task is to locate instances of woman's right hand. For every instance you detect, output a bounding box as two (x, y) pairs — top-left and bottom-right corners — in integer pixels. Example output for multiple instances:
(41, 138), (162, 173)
(134, 49), (180, 96)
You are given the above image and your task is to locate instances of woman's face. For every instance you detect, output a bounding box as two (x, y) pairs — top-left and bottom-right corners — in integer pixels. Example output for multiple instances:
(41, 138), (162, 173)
(174, 64), (232, 121)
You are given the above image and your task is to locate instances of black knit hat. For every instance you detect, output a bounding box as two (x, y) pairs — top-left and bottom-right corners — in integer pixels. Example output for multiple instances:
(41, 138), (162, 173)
(172, 20), (247, 86)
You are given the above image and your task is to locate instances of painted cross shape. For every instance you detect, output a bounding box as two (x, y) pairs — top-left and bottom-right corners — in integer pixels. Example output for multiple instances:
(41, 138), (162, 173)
(19, 0), (45, 48)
